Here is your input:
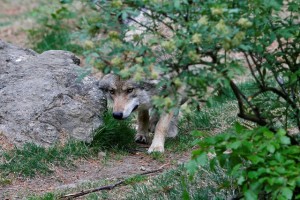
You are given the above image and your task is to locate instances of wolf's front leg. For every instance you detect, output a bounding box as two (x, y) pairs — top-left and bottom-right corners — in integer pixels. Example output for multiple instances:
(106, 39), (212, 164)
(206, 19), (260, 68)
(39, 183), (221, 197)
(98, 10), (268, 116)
(135, 109), (150, 143)
(148, 111), (174, 153)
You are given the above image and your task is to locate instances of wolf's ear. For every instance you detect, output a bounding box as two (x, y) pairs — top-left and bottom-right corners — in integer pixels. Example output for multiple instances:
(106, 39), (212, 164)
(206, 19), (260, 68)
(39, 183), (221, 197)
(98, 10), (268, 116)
(98, 74), (116, 92)
(98, 81), (108, 92)
(137, 80), (157, 91)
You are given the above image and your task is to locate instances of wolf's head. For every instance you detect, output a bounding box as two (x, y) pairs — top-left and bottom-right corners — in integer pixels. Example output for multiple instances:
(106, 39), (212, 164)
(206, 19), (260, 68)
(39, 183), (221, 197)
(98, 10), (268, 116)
(99, 74), (152, 120)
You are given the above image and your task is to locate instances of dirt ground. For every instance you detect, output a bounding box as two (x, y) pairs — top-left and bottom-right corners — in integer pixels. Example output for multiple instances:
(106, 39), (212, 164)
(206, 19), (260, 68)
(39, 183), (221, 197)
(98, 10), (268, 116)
(0, 146), (191, 199)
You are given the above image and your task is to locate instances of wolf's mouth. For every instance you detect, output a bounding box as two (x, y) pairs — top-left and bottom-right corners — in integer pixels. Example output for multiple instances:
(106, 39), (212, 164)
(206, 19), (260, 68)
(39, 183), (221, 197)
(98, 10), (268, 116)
(132, 105), (139, 112)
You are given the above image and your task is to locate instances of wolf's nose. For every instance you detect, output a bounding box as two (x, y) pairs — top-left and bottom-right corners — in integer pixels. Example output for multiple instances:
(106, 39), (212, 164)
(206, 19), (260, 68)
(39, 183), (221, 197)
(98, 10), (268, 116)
(113, 112), (123, 120)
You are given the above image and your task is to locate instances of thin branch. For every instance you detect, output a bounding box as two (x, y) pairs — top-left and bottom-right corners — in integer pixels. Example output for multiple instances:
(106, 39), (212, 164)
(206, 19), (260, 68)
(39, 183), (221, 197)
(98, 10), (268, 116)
(229, 80), (267, 126)
(128, 17), (168, 40)
(142, 11), (175, 32)
(267, 18), (293, 69)
(248, 52), (266, 86)
(60, 180), (124, 199)
(263, 55), (289, 96)
(243, 52), (262, 86)
(59, 165), (167, 199)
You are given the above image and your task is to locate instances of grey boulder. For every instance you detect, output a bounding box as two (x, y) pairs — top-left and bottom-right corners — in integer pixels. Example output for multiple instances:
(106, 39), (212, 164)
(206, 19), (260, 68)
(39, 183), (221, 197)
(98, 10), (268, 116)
(0, 40), (106, 147)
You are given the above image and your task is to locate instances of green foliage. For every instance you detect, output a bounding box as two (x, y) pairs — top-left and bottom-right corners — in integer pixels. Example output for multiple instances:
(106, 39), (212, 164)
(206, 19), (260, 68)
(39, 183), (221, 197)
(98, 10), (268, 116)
(0, 141), (91, 177)
(28, 3), (84, 53)
(26, 0), (300, 130)
(28, 1), (300, 131)
(188, 124), (300, 199)
(90, 111), (136, 150)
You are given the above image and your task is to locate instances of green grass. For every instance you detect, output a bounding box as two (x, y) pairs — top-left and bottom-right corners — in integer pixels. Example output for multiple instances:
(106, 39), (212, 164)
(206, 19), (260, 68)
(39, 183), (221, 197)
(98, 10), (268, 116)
(0, 112), (136, 179)
(179, 101), (240, 136)
(27, 193), (55, 200)
(0, 141), (91, 177)
(90, 111), (136, 151)
(125, 165), (235, 200)
(28, 28), (84, 54)
(26, 2), (85, 54)
(125, 174), (148, 185)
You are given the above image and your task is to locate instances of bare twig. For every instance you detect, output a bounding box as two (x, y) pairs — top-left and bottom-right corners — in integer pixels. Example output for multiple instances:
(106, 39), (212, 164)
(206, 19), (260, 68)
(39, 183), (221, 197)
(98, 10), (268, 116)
(243, 52), (262, 86)
(59, 165), (167, 199)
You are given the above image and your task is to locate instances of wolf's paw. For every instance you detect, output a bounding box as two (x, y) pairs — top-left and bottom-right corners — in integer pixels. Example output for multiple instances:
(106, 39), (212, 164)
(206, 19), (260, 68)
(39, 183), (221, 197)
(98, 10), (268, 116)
(135, 134), (147, 144)
(148, 144), (164, 153)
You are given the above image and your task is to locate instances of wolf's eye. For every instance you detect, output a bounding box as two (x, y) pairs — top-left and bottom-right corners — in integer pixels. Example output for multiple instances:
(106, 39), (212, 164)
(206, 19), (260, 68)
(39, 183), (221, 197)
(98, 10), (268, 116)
(127, 88), (133, 93)
(109, 89), (115, 94)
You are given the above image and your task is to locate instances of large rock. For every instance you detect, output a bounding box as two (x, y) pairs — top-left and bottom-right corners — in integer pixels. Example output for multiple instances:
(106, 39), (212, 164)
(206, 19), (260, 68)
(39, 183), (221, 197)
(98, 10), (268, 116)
(0, 40), (106, 147)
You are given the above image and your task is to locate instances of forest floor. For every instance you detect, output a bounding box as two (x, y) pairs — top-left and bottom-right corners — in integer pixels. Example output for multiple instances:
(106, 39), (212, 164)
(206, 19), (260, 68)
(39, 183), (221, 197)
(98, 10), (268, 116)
(1, 146), (191, 199)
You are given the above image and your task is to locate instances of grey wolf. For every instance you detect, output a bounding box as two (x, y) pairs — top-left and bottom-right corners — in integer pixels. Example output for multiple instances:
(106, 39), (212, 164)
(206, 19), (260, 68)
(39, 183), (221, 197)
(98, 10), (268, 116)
(99, 74), (180, 153)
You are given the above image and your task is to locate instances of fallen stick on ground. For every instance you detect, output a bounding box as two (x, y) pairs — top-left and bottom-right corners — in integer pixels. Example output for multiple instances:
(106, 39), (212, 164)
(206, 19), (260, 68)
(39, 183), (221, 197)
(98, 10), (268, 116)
(60, 164), (169, 199)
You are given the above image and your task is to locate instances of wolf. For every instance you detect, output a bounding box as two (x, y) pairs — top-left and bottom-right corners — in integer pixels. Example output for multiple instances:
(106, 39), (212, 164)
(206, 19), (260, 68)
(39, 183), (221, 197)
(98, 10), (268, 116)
(98, 74), (180, 153)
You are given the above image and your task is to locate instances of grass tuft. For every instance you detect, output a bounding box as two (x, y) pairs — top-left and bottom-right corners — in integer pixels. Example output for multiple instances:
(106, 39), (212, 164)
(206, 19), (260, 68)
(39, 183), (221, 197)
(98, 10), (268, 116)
(90, 111), (136, 151)
(0, 141), (91, 177)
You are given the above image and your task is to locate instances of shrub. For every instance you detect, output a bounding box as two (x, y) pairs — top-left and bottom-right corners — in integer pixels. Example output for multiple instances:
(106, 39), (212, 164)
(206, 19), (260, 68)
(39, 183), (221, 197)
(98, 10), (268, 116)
(188, 124), (300, 199)
(29, 1), (300, 133)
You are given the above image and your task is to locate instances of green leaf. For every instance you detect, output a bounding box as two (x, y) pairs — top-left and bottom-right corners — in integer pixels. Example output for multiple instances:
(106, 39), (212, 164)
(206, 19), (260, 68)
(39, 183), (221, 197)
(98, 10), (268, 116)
(267, 144), (275, 153)
(196, 152), (208, 166)
(235, 122), (245, 134)
(263, 130), (274, 139)
(275, 152), (284, 162)
(227, 141), (242, 149)
(248, 171), (258, 179)
(248, 155), (264, 164)
(244, 190), (258, 200)
(174, 0), (180, 9)
(239, 44), (252, 51)
(237, 176), (245, 185)
(185, 160), (198, 175)
(277, 129), (286, 136)
(280, 187), (293, 199)
(279, 136), (291, 145)
(275, 167), (286, 174)
(191, 130), (203, 137)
